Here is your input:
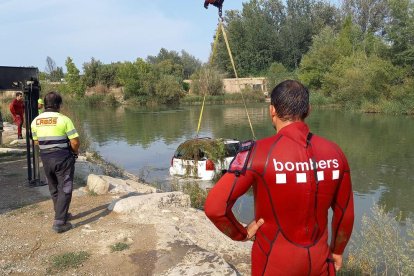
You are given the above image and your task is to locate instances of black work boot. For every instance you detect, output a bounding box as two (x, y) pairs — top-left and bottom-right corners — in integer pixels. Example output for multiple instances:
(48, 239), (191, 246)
(66, 212), (73, 221)
(53, 222), (73, 233)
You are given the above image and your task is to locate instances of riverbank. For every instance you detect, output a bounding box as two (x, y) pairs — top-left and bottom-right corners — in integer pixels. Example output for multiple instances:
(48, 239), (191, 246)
(0, 124), (251, 275)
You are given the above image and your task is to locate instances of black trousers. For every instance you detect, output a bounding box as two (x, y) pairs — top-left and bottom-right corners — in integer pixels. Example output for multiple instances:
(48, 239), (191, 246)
(42, 153), (75, 225)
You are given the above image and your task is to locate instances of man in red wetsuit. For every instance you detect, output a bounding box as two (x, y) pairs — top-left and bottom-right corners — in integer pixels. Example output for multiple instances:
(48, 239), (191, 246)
(205, 80), (354, 275)
(9, 91), (25, 139)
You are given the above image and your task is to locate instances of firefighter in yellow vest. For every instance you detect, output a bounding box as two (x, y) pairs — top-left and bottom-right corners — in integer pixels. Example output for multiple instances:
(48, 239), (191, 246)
(31, 91), (80, 233)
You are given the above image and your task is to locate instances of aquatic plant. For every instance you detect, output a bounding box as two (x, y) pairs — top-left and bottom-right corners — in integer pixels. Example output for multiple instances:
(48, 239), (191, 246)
(345, 204), (414, 275)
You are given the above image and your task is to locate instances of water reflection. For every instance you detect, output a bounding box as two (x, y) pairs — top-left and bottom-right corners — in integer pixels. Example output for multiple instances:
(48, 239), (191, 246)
(72, 104), (414, 221)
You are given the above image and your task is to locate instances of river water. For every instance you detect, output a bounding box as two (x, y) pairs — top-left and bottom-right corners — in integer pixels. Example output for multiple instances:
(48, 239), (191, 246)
(74, 103), (414, 227)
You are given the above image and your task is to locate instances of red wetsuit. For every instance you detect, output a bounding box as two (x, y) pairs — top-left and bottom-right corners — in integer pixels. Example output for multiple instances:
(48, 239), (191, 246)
(205, 122), (354, 275)
(9, 98), (25, 137)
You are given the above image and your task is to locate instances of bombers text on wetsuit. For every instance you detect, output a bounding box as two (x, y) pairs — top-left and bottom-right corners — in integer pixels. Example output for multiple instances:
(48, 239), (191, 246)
(204, 122), (354, 275)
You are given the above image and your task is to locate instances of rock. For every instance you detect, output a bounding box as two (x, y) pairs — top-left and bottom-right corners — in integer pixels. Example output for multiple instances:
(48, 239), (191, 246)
(0, 148), (26, 154)
(125, 179), (157, 194)
(108, 192), (190, 213)
(87, 174), (110, 195)
(73, 187), (88, 197)
(160, 250), (237, 276)
(86, 174), (157, 195)
(9, 139), (26, 146)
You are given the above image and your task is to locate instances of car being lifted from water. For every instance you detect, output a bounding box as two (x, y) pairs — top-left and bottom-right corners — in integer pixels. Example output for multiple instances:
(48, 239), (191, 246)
(169, 137), (240, 181)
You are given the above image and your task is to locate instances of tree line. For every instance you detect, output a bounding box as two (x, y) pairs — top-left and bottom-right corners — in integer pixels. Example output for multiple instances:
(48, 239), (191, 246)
(41, 0), (414, 113)
(40, 49), (202, 105)
(213, 0), (414, 114)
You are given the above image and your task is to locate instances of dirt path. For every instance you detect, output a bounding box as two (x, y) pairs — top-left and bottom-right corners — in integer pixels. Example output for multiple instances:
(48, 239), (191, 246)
(0, 152), (163, 275)
(0, 193), (161, 275)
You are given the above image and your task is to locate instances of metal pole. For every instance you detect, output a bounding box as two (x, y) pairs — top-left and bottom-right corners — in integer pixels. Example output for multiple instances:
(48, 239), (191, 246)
(23, 83), (32, 182)
(0, 110), (3, 145)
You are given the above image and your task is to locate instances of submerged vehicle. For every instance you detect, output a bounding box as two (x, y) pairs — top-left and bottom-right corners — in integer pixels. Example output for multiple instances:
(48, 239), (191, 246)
(169, 138), (240, 180)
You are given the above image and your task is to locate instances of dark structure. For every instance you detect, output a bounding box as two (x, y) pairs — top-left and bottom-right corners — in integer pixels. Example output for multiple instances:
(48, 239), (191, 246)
(0, 66), (43, 186)
(0, 66), (39, 90)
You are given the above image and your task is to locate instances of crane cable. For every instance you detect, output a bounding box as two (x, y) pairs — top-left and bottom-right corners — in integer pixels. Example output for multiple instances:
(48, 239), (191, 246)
(219, 18), (256, 140)
(196, 16), (256, 140)
(196, 20), (221, 137)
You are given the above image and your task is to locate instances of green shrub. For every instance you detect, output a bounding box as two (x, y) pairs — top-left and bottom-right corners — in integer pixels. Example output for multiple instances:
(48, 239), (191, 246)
(110, 242), (130, 252)
(345, 204), (414, 275)
(171, 179), (208, 209)
(154, 75), (184, 105)
(309, 90), (331, 106)
(190, 65), (224, 96)
(266, 63), (297, 91)
(50, 251), (90, 271)
(322, 53), (401, 110)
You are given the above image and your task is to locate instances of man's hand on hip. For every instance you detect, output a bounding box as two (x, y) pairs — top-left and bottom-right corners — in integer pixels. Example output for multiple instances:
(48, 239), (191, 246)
(245, 218), (264, 241)
(332, 253), (343, 271)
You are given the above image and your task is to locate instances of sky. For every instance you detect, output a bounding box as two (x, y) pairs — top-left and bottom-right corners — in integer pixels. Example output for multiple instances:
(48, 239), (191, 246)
(0, 0), (339, 72)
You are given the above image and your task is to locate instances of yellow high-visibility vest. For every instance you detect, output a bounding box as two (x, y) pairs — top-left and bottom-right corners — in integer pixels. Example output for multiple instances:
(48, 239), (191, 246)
(31, 111), (78, 152)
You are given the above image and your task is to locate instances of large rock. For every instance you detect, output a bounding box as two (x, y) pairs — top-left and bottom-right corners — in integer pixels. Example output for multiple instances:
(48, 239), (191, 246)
(87, 174), (157, 195)
(87, 174), (110, 195)
(108, 192), (191, 213)
(0, 148), (26, 154)
(125, 179), (157, 194)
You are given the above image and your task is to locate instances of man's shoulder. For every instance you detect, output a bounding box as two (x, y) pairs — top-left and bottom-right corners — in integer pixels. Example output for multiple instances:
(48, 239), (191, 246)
(255, 134), (281, 146)
(312, 133), (340, 148)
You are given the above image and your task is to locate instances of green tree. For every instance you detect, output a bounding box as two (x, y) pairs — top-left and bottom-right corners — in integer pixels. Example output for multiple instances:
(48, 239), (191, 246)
(65, 57), (84, 96)
(322, 52), (399, 108)
(82, 57), (102, 87)
(386, 0), (414, 68)
(342, 0), (390, 55)
(153, 59), (183, 80)
(181, 50), (202, 79)
(213, 0), (341, 75)
(155, 75), (184, 104)
(336, 16), (363, 56)
(342, 0), (389, 35)
(266, 62), (295, 91)
(117, 59), (154, 102)
(191, 66), (224, 96)
(147, 48), (181, 65)
(299, 26), (341, 89)
(97, 64), (118, 87)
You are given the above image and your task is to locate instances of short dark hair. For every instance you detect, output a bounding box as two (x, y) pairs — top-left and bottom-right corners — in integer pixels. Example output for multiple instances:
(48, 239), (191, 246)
(44, 91), (63, 110)
(270, 80), (309, 121)
(16, 92), (22, 97)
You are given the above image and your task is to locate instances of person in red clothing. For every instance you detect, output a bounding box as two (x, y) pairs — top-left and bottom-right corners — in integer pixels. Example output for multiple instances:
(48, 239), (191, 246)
(205, 80), (354, 275)
(9, 91), (25, 139)
(204, 0), (224, 16)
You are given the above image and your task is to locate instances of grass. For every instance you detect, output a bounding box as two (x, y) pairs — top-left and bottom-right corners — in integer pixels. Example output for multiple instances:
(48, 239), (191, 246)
(87, 189), (98, 197)
(110, 242), (130, 252)
(344, 204), (414, 275)
(50, 251), (90, 271)
(176, 182), (207, 210)
(5, 204), (39, 217)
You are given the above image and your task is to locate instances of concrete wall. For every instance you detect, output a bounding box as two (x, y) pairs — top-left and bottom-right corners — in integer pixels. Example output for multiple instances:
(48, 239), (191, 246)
(222, 77), (267, 94)
(186, 77), (268, 95)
